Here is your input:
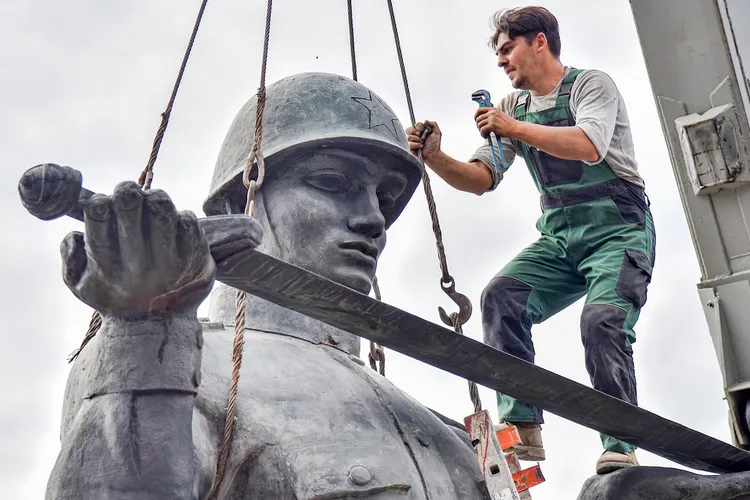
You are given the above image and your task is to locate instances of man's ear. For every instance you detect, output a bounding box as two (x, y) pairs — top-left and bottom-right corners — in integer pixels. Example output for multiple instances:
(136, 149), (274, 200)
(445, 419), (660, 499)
(535, 32), (548, 53)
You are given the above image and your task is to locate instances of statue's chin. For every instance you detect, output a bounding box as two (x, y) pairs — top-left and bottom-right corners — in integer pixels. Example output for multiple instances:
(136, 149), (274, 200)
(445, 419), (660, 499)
(323, 267), (374, 295)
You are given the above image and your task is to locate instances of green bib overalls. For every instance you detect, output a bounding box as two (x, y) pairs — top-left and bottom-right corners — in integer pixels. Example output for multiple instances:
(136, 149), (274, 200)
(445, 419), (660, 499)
(480, 69), (656, 453)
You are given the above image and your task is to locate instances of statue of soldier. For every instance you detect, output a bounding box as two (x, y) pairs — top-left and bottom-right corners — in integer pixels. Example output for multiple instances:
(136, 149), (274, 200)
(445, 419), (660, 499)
(44, 72), (491, 499)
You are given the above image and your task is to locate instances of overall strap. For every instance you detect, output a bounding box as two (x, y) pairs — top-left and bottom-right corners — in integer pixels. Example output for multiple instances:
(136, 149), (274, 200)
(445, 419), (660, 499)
(555, 68), (584, 108)
(514, 90), (530, 120)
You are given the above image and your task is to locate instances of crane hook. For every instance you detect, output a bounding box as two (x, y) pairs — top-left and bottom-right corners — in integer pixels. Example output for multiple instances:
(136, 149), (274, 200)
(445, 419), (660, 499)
(438, 276), (473, 328)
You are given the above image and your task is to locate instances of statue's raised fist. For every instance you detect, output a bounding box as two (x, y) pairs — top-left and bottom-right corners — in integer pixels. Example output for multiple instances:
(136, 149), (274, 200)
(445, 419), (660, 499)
(61, 182), (216, 318)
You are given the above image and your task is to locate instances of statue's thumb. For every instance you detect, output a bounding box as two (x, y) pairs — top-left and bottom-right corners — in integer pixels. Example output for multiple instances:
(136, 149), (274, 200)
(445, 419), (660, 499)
(60, 231), (88, 289)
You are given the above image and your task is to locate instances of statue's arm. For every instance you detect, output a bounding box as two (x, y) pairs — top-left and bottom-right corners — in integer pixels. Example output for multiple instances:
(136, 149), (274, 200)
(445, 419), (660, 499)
(46, 316), (210, 499)
(42, 182), (262, 499)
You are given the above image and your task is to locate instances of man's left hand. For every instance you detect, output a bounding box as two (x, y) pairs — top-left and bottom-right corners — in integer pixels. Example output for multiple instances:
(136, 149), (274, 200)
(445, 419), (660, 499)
(475, 107), (517, 139)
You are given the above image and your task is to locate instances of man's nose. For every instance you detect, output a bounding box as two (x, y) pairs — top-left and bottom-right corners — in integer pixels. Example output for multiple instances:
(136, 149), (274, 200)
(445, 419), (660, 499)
(347, 190), (385, 239)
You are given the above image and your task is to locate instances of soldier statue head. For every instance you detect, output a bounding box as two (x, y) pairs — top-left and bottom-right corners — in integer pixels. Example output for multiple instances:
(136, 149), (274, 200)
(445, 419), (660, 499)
(202, 72), (424, 355)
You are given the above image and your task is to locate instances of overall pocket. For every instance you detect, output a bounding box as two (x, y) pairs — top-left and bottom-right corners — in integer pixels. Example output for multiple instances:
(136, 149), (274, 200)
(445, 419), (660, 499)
(615, 248), (653, 310)
(609, 182), (646, 227)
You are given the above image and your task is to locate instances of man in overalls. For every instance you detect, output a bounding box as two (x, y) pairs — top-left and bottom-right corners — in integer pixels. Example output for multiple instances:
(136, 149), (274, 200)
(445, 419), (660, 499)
(406, 6), (655, 475)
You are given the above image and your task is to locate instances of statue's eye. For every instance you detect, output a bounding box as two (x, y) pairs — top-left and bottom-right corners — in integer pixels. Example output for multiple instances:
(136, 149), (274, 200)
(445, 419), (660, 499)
(305, 172), (350, 194)
(377, 175), (407, 211)
(377, 189), (396, 210)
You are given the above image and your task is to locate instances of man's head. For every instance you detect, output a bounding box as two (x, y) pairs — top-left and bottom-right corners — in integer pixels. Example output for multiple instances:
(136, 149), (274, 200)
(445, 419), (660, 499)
(203, 72), (423, 294)
(488, 6), (562, 89)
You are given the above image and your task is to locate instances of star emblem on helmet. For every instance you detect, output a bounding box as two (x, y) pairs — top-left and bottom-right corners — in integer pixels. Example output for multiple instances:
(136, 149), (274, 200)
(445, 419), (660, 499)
(351, 91), (400, 140)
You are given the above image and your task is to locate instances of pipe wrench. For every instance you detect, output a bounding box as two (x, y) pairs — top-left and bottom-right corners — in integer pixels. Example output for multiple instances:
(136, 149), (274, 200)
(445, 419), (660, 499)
(471, 89), (509, 173)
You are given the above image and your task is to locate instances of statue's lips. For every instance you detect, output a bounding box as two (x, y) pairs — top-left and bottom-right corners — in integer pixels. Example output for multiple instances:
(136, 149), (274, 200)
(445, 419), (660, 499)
(339, 240), (379, 263)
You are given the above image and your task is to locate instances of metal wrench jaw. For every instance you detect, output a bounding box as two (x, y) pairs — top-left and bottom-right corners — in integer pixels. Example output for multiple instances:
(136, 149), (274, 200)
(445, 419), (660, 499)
(471, 89), (494, 109)
(438, 277), (473, 327)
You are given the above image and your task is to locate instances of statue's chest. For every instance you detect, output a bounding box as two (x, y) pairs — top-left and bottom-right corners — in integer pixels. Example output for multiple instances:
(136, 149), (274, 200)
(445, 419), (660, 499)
(223, 340), (484, 499)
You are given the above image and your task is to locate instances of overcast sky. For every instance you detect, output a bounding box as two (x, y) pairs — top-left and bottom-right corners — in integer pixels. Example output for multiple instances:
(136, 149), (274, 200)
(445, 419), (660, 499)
(0, 1), (738, 498)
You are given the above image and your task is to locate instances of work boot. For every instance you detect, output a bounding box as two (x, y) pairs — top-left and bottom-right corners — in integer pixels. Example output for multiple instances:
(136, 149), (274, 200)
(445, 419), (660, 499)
(595, 450), (639, 474)
(497, 422), (546, 461)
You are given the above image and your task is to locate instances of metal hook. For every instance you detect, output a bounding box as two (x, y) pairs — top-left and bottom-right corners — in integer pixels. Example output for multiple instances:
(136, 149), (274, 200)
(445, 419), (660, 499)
(438, 276), (473, 328)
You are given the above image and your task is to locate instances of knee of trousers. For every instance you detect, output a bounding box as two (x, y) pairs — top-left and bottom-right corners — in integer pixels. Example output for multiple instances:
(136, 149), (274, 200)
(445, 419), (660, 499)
(580, 304), (637, 404)
(481, 276), (533, 345)
(580, 304), (633, 353)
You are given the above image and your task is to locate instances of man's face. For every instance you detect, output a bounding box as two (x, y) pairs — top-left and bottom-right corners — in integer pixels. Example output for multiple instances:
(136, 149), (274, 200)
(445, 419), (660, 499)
(259, 147), (409, 294)
(495, 32), (538, 90)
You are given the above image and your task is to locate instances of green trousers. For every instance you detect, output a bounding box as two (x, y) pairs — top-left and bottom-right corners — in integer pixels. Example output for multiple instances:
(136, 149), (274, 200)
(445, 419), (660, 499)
(481, 181), (656, 453)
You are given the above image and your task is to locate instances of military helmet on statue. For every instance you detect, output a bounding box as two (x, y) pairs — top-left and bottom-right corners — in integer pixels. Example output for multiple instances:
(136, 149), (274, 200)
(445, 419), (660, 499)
(203, 72), (423, 228)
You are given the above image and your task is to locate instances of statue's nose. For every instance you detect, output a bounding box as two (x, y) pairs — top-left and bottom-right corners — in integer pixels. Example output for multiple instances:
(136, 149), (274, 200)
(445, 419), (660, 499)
(347, 191), (386, 239)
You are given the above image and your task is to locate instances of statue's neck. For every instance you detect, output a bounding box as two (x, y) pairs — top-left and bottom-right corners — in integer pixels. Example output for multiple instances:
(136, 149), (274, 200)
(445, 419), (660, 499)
(206, 282), (361, 357)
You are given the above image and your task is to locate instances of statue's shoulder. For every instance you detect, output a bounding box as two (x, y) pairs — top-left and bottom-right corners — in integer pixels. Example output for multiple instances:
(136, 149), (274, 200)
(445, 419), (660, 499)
(196, 320), (344, 406)
(197, 319), (337, 378)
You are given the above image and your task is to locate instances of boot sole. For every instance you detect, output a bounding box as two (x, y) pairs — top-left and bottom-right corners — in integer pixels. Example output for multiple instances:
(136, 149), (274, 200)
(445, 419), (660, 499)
(596, 460), (637, 475)
(510, 444), (546, 462)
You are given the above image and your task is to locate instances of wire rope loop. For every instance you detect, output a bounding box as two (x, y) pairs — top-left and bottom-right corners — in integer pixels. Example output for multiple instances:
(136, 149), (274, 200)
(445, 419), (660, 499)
(450, 312), (463, 334)
(440, 275), (455, 292)
(243, 151), (256, 188)
(242, 150), (265, 189)
(368, 343), (385, 376)
(244, 179), (258, 217)
(255, 151), (266, 189)
(243, 150), (265, 217)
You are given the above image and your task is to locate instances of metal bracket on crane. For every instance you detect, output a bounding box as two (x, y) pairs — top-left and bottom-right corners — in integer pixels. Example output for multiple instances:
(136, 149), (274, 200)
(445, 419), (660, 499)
(674, 77), (750, 196)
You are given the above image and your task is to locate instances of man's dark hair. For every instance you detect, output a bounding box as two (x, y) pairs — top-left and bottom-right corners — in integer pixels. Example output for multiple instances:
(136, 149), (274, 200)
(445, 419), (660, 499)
(489, 6), (561, 58)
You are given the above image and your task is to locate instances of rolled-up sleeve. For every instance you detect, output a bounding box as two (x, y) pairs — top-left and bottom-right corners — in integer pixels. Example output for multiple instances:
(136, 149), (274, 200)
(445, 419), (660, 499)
(572, 70), (619, 164)
(468, 137), (516, 191)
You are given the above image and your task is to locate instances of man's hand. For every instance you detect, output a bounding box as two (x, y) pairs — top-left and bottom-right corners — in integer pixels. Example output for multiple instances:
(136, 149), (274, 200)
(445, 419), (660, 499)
(475, 107), (518, 139)
(60, 181), (217, 318)
(406, 120), (442, 163)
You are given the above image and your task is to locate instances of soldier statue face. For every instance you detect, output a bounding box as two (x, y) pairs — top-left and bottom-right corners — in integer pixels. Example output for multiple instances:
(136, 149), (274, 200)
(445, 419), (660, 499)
(206, 74), (423, 296)
(248, 147), (409, 294)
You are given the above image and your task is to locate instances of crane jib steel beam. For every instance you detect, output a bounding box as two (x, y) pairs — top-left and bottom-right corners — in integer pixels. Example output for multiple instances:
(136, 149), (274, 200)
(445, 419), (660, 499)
(216, 247), (750, 476)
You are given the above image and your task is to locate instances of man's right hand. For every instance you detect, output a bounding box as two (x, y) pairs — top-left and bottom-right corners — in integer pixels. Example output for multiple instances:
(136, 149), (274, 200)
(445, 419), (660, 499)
(406, 120), (442, 163)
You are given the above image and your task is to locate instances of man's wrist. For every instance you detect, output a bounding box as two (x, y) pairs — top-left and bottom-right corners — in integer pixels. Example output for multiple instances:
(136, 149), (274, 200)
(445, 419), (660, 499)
(425, 150), (449, 168)
(504, 118), (524, 141)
